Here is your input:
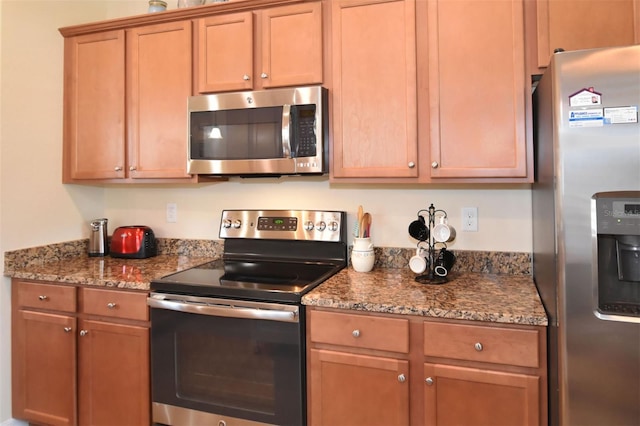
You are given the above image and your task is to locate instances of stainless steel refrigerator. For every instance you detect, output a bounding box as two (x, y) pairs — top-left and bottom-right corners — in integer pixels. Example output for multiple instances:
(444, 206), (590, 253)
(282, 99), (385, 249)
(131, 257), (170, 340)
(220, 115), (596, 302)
(533, 45), (640, 425)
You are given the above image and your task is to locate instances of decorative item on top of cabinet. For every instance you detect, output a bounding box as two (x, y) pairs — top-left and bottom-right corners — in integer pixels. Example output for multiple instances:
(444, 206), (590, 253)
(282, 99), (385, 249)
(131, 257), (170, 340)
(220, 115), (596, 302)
(534, 0), (640, 69)
(62, 20), (209, 183)
(195, 1), (323, 93)
(427, 0), (531, 181)
(330, 0), (418, 180)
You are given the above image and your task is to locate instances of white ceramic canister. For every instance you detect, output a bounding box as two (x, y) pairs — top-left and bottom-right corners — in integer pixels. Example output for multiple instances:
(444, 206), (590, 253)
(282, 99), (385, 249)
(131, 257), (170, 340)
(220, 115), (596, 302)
(351, 237), (375, 272)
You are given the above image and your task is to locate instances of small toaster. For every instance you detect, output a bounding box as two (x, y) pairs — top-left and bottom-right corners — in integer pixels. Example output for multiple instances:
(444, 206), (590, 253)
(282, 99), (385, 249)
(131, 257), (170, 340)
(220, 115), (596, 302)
(110, 226), (157, 259)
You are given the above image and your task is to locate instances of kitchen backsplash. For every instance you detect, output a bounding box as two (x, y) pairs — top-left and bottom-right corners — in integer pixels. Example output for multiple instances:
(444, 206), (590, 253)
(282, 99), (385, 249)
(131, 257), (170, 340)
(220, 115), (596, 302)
(4, 239), (530, 276)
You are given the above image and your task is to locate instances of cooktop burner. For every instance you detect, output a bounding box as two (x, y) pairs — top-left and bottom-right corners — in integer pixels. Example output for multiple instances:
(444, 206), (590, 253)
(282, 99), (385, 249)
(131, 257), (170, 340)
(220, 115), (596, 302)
(152, 259), (342, 303)
(152, 209), (348, 303)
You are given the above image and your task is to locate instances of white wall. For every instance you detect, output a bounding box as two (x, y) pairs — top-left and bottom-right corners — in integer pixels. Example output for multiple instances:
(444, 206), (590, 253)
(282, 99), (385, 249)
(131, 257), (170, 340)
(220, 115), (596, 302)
(0, 0), (533, 422)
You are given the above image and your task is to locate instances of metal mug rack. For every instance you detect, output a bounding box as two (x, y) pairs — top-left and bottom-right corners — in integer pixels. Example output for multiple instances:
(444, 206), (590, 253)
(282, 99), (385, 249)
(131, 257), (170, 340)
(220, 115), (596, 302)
(408, 203), (454, 285)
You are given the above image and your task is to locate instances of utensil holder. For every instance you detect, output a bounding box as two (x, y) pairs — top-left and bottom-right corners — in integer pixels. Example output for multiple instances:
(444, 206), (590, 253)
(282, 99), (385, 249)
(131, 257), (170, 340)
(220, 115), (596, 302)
(351, 237), (375, 272)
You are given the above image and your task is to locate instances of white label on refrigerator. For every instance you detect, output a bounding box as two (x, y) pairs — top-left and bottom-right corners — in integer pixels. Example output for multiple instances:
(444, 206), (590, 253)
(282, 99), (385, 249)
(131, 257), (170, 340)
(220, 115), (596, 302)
(604, 106), (638, 124)
(569, 109), (604, 127)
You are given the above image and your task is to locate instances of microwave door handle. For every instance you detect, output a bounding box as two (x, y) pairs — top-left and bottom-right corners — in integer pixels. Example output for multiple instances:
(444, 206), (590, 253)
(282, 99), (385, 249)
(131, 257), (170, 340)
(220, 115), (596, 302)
(281, 104), (292, 158)
(147, 296), (299, 323)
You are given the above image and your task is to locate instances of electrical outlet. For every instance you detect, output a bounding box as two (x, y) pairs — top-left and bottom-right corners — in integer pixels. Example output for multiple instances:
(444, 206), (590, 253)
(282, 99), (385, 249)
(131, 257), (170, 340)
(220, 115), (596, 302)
(166, 203), (177, 223)
(461, 207), (478, 232)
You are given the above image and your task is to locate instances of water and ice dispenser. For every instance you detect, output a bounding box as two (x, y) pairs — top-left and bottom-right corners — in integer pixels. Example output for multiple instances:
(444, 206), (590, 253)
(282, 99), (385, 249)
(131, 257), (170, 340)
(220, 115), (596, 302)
(594, 192), (640, 320)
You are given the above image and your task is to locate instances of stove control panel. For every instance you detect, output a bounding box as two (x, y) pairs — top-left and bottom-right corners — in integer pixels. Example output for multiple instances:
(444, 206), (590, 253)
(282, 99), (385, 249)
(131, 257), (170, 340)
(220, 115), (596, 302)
(220, 209), (345, 242)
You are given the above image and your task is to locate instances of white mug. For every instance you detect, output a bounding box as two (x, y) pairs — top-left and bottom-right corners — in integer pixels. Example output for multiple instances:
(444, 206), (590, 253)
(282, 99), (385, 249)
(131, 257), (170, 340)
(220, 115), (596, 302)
(433, 216), (456, 243)
(409, 246), (428, 274)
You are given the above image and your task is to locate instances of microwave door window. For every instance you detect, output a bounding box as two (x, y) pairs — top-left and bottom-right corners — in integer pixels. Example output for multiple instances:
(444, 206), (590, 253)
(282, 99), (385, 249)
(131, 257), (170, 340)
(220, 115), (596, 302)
(191, 107), (284, 160)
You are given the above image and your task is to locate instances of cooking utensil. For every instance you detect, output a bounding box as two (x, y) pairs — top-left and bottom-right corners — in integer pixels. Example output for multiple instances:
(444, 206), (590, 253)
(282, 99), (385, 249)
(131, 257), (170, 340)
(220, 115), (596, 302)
(355, 205), (364, 236)
(359, 213), (371, 238)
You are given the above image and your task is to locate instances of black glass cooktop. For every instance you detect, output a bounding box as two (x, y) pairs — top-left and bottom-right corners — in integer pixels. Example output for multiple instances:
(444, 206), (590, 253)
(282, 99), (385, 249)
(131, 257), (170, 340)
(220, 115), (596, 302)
(151, 259), (343, 303)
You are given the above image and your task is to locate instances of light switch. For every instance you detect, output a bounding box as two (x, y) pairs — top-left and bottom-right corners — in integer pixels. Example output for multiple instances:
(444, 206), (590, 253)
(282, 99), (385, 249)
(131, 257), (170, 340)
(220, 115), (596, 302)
(166, 203), (177, 223)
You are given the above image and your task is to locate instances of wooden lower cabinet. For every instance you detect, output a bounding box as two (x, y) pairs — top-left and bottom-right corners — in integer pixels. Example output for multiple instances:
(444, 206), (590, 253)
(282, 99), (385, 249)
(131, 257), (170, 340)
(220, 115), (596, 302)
(11, 280), (150, 426)
(12, 310), (76, 426)
(423, 363), (540, 426)
(309, 349), (410, 425)
(78, 319), (149, 426)
(307, 307), (547, 425)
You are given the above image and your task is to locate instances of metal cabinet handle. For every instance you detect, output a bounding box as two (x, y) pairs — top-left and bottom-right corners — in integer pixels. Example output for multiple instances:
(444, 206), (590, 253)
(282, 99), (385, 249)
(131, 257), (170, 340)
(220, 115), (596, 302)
(474, 342), (483, 351)
(352, 329), (360, 338)
(63, 327), (72, 333)
(38, 295), (48, 301)
(79, 330), (89, 337)
(115, 166), (123, 171)
(107, 302), (117, 309)
(243, 74), (250, 81)
(129, 166), (136, 171)
(408, 161), (416, 168)
(260, 72), (268, 79)
(431, 161), (439, 169)
(425, 377), (434, 386)
(398, 374), (406, 383)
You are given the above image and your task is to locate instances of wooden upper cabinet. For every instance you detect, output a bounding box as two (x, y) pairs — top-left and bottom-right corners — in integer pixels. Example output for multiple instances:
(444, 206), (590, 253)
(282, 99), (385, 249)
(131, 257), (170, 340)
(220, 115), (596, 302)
(427, 0), (529, 180)
(536, 0), (640, 69)
(196, 2), (323, 93)
(330, 0), (418, 179)
(260, 2), (323, 88)
(63, 30), (125, 181)
(196, 12), (254, 93)
(126, 20), (193, 179)
(62, 21), (196, 183)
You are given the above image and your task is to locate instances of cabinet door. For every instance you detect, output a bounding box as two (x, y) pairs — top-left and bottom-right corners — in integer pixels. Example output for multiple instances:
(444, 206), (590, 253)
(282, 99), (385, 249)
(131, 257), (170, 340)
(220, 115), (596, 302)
(127, 20), (193, 179)
(423, 363), (540, 426)
(63, 30), (125, 181)
(536, 0), (640, 68)
(428, 0), (529, 179)
(78, 319), (150, 426)
(331, 0), (418, 179)
(12, 310), (76, 426)
(260, 2), (323, 88)
(308, 349), (409, 426)
(196, 12), (254, 93)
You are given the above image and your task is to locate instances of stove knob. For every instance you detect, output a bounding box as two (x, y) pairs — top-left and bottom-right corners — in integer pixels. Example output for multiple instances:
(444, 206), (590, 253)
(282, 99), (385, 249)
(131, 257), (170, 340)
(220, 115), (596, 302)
(327, 221), (339, 232)
(316, 221), (326, 231)
(304, 221), (314, 231)
(233, 220), (242, 229)
(222, 219), (232, 228)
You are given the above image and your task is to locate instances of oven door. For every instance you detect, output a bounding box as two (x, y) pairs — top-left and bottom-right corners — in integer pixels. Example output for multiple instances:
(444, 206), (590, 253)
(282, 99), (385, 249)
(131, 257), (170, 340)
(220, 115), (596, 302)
(148, 293), (304, 426)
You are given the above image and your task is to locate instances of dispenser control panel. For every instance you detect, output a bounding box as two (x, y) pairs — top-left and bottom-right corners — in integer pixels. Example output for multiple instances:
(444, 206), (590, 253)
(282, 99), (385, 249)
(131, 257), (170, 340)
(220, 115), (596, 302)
(594, 193), (640, 235)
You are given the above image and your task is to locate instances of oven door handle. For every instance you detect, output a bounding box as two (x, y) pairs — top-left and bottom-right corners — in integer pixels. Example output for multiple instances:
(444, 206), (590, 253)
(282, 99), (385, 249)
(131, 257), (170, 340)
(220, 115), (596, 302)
(147, 295), (299, 323)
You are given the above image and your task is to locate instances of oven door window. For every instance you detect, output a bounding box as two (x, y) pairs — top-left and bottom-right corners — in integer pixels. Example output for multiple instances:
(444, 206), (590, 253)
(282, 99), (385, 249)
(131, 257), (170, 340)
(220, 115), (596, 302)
(151, 307), (303, 425)
(190, 107), (284, 160)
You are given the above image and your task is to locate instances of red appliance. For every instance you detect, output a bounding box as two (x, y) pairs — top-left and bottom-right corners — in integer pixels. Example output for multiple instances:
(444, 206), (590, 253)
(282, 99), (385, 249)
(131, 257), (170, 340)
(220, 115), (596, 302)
(110, 226), (157, 259)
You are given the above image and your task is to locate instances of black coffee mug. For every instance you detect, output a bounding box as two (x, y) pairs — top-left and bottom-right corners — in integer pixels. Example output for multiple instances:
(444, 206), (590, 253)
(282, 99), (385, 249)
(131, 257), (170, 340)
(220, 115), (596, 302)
(435, 247), (456, 271)
(408, 216), (429, 241)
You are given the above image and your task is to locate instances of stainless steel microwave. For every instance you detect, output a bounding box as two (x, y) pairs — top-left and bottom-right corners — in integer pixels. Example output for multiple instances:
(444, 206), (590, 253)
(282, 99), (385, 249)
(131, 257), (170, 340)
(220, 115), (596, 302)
(187, 86), (328, 177)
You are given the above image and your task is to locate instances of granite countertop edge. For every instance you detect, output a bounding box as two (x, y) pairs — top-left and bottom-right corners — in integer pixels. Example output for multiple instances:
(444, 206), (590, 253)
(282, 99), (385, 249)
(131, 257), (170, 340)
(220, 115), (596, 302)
(4, 239), (547, 326)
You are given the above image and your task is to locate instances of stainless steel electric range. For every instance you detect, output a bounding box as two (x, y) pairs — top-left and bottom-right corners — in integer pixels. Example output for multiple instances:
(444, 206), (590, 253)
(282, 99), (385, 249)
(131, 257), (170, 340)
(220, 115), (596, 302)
(148, 209), (347, 426)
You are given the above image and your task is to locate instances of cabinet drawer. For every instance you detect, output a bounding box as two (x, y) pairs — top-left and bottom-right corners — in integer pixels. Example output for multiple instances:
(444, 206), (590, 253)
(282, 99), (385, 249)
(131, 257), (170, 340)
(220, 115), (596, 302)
(424, 322), (540, 368)
(17, 281), (76, 312)
(81, 287), (149, 321)
(309, 310), (409, 353)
